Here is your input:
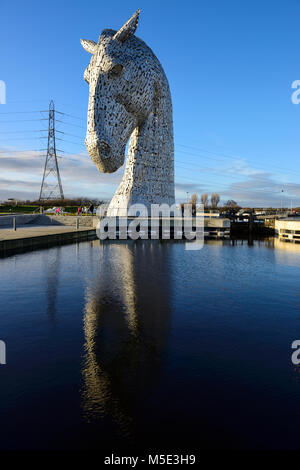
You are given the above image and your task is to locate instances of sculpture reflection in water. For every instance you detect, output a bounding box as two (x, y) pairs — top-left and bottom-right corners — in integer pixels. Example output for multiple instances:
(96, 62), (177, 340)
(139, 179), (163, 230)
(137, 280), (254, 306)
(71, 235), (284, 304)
(81, 241), (172, 440)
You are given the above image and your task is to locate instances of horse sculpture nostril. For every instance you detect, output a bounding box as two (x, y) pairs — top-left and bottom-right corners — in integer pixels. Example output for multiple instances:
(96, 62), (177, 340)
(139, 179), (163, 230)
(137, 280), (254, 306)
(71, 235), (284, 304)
(98, 141), (111, 158)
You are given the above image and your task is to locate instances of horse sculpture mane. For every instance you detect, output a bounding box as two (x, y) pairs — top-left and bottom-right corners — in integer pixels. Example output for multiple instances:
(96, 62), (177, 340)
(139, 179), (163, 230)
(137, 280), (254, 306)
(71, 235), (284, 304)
(81, 10), (175, 215)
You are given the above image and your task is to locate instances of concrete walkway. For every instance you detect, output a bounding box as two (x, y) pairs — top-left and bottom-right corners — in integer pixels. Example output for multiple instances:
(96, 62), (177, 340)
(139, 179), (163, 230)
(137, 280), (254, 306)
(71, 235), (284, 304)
(0, 225), (90, 241)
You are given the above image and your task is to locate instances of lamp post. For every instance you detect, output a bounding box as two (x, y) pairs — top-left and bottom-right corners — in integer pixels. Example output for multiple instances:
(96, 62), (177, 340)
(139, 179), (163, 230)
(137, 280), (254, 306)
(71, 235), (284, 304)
(281, 190), (284, 213)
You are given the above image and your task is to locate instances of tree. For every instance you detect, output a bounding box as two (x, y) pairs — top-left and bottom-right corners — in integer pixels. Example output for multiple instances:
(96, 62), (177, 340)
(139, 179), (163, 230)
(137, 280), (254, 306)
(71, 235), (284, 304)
(225, 200), (238, 207)
(211, 193), (220, 208)
(188, 193), (198, 216)
(189, 193), (198, 205)
(201, 193), (208, 207)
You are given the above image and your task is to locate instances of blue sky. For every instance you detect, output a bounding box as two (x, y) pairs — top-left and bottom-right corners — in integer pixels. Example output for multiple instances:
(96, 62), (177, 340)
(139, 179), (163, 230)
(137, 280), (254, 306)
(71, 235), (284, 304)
(1, 0), (300, 206)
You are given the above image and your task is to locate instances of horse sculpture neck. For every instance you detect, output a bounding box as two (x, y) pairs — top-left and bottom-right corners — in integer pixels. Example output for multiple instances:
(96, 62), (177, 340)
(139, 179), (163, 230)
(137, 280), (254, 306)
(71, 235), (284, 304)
(108, 69), (175, 216)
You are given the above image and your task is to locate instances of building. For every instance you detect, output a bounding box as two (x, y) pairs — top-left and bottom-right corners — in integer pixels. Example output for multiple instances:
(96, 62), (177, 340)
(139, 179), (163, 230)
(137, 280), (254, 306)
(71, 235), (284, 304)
(275, 218), (300, 243)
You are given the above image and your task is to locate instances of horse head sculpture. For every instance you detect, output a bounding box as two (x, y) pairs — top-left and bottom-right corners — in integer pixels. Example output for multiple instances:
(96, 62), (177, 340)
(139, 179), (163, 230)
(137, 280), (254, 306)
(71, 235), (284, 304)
(81, 10), (175, 214)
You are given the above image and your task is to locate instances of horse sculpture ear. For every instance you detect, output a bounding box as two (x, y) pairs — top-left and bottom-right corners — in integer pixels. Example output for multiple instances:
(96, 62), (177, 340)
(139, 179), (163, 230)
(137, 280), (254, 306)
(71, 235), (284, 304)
(80, 39), (97, 54)
(113, 9), (140, 43)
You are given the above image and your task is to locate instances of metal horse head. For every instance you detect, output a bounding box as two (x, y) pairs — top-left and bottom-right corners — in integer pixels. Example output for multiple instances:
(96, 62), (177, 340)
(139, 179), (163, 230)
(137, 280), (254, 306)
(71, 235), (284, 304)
(82, 10), (156, 173)
(81, 10), (174, 212)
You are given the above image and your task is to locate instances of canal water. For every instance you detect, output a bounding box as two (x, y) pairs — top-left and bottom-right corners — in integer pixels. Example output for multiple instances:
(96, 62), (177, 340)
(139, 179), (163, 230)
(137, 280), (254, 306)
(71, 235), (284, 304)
(1, 238), (300, 450)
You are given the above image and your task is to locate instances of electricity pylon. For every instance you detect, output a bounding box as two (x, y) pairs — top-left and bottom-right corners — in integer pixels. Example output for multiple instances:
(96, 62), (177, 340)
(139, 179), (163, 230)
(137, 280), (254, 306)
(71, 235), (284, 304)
(39, 100), (64, 201)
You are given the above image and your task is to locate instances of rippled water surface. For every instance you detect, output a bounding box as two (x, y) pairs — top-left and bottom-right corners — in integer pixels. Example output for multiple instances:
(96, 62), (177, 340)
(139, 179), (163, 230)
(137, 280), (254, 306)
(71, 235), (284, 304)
(1, 238), (300, 450)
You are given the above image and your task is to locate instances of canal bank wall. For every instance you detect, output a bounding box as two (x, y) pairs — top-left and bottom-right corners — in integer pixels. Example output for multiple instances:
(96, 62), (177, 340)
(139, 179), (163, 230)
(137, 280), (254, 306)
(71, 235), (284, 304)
(0, 227), (97, 256)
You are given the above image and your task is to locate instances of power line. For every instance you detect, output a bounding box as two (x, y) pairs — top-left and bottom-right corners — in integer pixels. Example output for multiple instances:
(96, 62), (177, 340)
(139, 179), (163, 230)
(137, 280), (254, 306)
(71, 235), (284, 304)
(175, 144), (300, 178)
(0, 118), (48, 123)
(0, 130), (58, 134)
(0, 111), (45, 115)
(175, 160), (300, 183)
(1, 108), (290, 172)
(0, 109), (296, 177)
(0, 137), (47, 141)
(0, 135), (298, 188)
(59, 139), (85, 146)
(61, 132), (84, 139)
(176, 174), (293, 195)
(0, 149), (40, 153)
(0, 106), (299, 204)
(56, 121), (85, 130)
(0, 143), (298, 194)
(56, 111), (85, 121)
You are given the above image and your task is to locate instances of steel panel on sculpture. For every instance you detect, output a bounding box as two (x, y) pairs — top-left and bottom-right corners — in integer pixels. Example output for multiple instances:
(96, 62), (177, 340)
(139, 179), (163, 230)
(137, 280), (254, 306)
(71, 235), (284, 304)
(81, 9), (175, 215)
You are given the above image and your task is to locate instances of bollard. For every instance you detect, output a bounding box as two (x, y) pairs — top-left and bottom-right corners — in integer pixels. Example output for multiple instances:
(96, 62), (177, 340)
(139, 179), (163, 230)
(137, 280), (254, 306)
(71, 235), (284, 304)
(13, 217), (16, 231)
(76, 217), (79, 230)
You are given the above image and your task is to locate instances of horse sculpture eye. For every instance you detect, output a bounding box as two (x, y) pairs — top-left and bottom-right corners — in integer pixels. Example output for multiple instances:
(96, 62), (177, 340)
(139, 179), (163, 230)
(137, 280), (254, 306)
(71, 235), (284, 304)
(109, 64), (124, 77)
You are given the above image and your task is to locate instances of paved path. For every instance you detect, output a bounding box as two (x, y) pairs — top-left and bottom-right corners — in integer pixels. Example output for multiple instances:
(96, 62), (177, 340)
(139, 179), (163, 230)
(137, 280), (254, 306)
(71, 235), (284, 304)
(0, 225), (93, 241)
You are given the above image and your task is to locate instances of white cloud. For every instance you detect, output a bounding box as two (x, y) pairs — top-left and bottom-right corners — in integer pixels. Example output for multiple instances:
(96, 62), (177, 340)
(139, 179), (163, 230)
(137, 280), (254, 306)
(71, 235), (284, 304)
(0, 148), (123, 201)
(1, 147), (299, 207)
(175, 159), (300, 207)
